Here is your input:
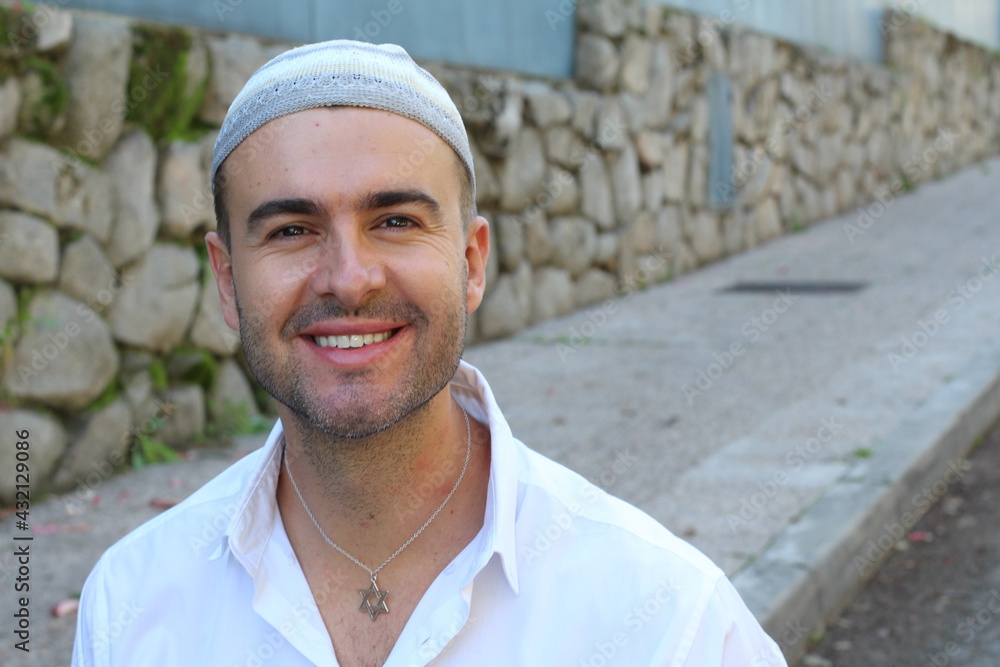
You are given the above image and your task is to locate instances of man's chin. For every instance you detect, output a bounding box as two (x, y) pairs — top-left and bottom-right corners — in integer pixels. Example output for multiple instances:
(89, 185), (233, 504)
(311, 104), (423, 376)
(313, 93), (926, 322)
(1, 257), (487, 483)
(275, 387), (423, 440)
(278, 402), (388, 440)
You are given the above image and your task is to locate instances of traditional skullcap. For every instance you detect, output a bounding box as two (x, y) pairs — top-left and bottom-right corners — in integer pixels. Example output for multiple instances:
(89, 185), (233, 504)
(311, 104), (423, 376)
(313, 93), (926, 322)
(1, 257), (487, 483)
(210, 39), (474, 197)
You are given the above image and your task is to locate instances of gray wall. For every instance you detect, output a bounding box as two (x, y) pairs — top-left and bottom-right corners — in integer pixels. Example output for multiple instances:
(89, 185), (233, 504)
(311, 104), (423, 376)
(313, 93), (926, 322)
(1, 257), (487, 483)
(53, 0), (577, 78)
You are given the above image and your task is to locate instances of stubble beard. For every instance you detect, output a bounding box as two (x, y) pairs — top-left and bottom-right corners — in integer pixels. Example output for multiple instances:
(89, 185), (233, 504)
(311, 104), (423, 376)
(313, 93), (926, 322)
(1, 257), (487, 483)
(234, 281), (468, 441)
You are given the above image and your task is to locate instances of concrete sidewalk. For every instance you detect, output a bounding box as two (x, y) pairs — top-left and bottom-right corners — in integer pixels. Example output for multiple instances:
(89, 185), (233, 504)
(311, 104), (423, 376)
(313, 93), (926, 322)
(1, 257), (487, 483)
(3, 157), (1000, 665)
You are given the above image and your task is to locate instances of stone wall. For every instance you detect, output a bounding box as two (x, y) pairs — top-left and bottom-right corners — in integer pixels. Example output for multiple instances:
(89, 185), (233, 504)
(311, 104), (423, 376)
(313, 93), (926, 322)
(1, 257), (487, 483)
(0, 0), (998, 503)
(464, 2), (1000, 339)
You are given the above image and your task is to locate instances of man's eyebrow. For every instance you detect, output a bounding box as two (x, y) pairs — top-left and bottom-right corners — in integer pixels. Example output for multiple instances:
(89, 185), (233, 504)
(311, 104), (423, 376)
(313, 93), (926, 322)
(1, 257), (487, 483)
(245, 198), (327, 235)
(357, 189), (441, 215)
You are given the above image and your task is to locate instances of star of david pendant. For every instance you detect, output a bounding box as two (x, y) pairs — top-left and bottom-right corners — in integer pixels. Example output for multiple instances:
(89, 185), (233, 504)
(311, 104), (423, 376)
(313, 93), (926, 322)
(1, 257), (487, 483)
(359, 577), (390, 621)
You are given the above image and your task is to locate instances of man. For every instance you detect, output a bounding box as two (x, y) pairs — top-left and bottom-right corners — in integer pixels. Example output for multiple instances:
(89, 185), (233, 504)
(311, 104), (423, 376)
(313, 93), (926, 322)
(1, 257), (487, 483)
(73, 40), (786, 666)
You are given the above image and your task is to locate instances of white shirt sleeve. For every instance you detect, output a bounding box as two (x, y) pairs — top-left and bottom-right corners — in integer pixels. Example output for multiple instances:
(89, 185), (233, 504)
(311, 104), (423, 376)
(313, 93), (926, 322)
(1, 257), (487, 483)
(71, 558), (108, 667)
(677, 576), (788, 667)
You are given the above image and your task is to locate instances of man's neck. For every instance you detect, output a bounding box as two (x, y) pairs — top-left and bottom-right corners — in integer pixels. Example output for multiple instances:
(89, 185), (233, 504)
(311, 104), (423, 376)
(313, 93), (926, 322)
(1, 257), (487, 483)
(276, 389), (475, 561)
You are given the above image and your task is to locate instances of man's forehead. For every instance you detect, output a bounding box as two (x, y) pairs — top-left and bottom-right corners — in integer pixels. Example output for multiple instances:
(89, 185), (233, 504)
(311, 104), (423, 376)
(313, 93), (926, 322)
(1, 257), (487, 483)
(210, 39), (475, 203)
(232, 106), (449, 162)
(227, 107), (464, 183)
(223, 108), (466, 215)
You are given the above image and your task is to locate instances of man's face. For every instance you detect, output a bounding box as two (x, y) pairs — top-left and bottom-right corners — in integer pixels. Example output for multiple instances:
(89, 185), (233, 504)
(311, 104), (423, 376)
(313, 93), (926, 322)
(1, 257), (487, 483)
(206, 107), (489, 438)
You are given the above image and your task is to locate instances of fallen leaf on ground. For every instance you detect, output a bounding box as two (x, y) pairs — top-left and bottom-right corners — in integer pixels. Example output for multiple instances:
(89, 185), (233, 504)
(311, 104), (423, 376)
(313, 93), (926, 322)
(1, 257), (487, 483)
(52, 599), (79, 618)
(63, 522), (92, 533)
(150, 498), (180, 509)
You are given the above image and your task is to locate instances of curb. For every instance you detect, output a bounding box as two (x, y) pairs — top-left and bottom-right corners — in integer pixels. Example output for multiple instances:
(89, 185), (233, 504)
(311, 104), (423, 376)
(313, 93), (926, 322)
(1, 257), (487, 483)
(731, 340), (1000, 665)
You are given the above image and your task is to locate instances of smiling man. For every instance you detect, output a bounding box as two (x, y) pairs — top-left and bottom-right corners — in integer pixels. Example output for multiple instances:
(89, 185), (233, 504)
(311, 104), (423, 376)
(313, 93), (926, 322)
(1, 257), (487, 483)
(73, 41), (786, 666)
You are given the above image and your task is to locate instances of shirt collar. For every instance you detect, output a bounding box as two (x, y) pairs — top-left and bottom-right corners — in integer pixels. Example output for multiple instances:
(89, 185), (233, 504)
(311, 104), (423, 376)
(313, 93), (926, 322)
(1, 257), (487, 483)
(220, 359), (520, 594)
(448, 360), (520, 595)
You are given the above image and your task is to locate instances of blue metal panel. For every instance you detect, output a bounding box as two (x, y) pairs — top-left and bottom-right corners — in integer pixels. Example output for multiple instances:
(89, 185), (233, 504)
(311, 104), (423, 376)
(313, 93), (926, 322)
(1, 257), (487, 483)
(59, 0), (314, 42)
(313, 0), (576, 78)
(707, 71), (734, 210)
(54, 0), (576, 79)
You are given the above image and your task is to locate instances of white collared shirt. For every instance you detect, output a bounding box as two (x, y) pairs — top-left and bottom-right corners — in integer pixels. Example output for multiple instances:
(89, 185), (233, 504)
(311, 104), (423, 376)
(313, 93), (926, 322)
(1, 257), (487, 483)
(73, 361), (786, 666)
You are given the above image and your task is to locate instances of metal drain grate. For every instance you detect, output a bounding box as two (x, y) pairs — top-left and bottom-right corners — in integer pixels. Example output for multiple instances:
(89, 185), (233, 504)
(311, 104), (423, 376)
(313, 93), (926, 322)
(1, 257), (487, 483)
(722, 281), (868, 294)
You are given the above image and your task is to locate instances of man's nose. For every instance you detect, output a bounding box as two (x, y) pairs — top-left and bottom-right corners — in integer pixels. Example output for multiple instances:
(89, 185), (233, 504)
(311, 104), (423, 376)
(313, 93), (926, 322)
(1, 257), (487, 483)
(307, 234), (387, 309)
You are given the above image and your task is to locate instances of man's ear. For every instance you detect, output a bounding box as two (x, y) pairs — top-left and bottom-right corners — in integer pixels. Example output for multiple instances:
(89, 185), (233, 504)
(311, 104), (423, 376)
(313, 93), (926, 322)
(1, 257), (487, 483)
(205, 232), (240, 331)
(464, 215), (490, 314)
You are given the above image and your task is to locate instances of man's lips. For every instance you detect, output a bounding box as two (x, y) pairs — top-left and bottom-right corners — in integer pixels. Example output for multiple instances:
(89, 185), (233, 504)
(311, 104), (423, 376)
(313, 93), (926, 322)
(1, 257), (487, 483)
(310, 329), (399, 349)
(298, 323), (403, 350)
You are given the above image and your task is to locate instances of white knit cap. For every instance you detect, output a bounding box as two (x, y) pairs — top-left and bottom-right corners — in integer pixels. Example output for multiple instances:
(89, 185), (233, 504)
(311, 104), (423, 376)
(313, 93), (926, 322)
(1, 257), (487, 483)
(211, 39), (474, 198)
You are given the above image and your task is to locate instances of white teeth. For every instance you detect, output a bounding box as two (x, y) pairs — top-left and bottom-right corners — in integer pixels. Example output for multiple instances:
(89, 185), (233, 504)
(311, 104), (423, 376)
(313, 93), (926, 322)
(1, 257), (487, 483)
(313, 330), (394, 348)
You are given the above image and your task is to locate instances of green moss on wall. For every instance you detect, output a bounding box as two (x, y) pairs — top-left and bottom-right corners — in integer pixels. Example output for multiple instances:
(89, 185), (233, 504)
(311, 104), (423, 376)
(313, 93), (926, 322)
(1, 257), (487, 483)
(0, 4), (31, 66)
(17, 55), (70, 138)
(0, 3), (70, 138)
(127, 24), (209, 143)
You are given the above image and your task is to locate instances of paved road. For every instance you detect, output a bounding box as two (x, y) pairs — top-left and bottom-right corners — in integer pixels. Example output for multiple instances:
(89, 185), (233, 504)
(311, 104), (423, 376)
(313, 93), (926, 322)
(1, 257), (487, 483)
(803, 416), (1000, 666)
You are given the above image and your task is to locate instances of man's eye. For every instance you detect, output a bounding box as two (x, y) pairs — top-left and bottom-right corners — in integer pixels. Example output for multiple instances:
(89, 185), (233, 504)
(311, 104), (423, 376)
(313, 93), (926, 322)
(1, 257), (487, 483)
(380, 216), (414, 229)
(274, 225), (306, 238)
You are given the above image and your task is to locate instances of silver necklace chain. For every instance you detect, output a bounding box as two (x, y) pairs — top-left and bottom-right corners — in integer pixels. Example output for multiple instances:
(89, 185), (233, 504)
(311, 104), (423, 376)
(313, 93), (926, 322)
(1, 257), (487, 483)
(284, 408), (472, 582)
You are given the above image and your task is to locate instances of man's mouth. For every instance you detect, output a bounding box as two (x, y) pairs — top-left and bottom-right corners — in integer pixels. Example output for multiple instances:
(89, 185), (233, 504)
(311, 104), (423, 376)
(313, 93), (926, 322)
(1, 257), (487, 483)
(311, 329), (399, 349)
